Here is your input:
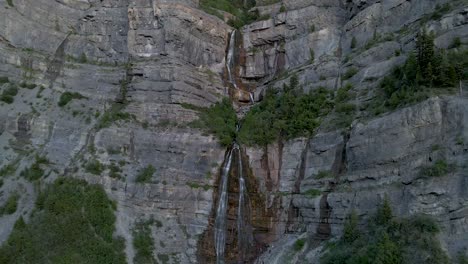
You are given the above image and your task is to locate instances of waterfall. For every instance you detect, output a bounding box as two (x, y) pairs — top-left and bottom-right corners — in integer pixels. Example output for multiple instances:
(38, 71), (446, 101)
(235, 143), (253, 262)
(249, 92), (255, 104)
(215, 149), (234, 264)
(226, 30), (238, 89)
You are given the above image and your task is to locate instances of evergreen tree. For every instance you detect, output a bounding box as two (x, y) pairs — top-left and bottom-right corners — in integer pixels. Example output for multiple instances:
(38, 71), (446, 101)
(374, 232), (402, 264)
(375, 196), (393, 225)
(416, 29), (435, 84)
(343, 210), (360, 243)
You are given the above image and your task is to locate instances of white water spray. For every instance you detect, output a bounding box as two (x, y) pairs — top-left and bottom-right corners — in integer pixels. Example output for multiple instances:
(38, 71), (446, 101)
(226, 30), (238, 89)
(214, 150), (234, 264)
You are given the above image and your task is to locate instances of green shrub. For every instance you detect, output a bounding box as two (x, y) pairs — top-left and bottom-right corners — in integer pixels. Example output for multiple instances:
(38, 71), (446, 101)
(0, 178), (126, 264)
(133, 220), (156, 264)
(3, 86), (18, 96)
(0, 162), (18, 177)
(310, 48), (315, 62)
(279, 4), (286, 12)
(6, 0), (13, 7)
(430, 3), (451, 21)
(187, 182), (212, 191)
(108, 163), (122, 179)
(58, 91), (86, 107)
(343, 67), (358, 80)
(310, 24), (316, 32)
(419, 159), (455, 177)
(0, 77), (9, 84)
(0, 192), (19, 215)
(85, 159), (104, 175)
(36, 86), (45, 98)
(315, 170), (333, 179)
(0, 86), (18, 104)
(336, 103), (356, 114)
(0, 179), (3, 188)
(20, 163), (44, 181)
(19, 82), (36, 89)
(136, 165), (156, 183)
(293, 239), (305, 251)
(191, 98), (237, 147)
(303, 189), (322, 198)
(331, 84), (356, 128)
(97, 104), (133, 129)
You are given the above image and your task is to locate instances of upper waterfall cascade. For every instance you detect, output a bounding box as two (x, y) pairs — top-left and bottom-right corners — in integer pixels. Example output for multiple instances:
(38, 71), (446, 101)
(226, 30), (238, 90)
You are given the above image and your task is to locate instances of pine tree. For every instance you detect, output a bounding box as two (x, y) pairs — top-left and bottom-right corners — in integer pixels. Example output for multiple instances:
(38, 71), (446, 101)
(343, 210), (360, 243)
(289, 74), (299, 90)
(374, 232), (402, 264)
(416, 29), (436, 84)
(375, 196), (393, 225)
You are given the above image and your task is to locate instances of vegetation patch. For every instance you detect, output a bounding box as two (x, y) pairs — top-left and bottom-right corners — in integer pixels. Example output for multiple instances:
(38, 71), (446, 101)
(187, 182), (212, 191)
(133, 220), (156, 264)
(321, 198), (450, 264)
(85, 159), (104, 175)
(136, 165), (156, 183)
(420, 3), (453, 23)
(239, 75), (334, 146)
(191, 98), (238, 147)
(0, 192), (19, 215)
(108, 162), (122, 179)
(303, 189), (322, 198)
(0, 178), (126, 264)
(20, 163), (44, 181)
(364, 32), (395, 50)
(58, 91), (86, 107)
(368, 30), (466, 116)
(343, 67), (358, 80)
(419, 159), (456, 178)
(293, 239), (306, 251)
(19, 82), (36, 89)
(97, 104), (134, 129)
(315, 170), (334, 179)
(0, 86), (18, 104)
(0, 162), (18, 177)
(331, 83), (357, 128)
(199, 0), (260, 28)
(0, 77), (10, 84)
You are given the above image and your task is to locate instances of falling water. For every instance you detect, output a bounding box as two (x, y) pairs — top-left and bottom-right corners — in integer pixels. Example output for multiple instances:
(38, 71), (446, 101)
(226, 30), (238, 89)
(249, 92), (255, 104)
(235, 143), (253, 262)
(215, 149), (234, 264)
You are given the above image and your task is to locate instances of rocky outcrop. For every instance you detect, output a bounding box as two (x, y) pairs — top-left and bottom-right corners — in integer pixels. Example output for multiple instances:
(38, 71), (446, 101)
(0, 0), (467, 263)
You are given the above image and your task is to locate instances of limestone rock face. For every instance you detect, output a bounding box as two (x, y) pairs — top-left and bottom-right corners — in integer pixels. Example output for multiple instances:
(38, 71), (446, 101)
(0, 0), (467, 263)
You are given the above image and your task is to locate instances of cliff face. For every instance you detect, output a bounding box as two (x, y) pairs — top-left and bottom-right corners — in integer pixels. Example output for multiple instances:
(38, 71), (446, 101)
(0, 0), (467, 263)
